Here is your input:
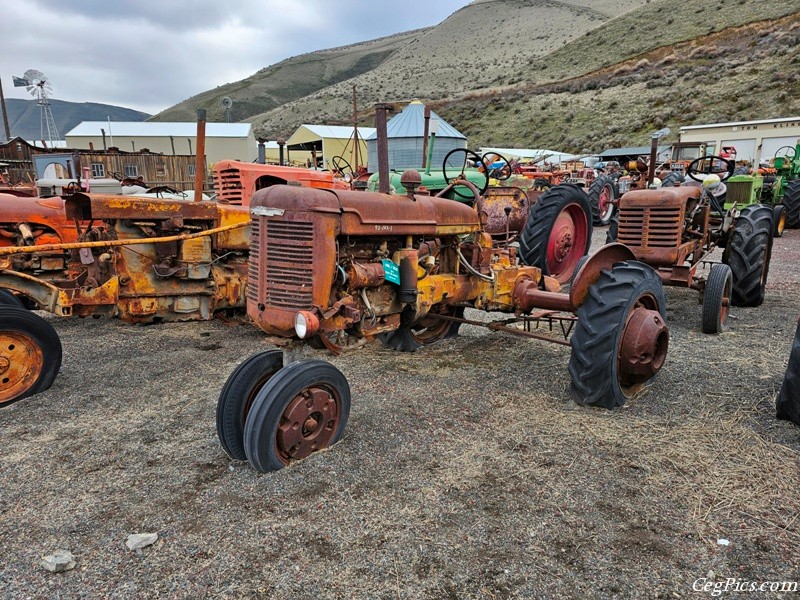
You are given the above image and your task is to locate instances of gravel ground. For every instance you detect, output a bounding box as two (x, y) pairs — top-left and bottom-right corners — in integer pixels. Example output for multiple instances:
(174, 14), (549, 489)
(1, 227), (799, 599)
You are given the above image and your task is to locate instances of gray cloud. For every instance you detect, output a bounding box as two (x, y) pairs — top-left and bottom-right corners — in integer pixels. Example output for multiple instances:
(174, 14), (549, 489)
(1, 0), (469, 115)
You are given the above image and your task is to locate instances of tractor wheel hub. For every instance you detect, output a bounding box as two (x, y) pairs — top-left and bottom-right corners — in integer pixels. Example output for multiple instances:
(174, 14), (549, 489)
(619, 307), (668, 378)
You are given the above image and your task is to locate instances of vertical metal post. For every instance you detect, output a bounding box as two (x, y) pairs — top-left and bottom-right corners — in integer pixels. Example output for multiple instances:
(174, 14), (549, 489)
(257, 139), (266, 164)
(277, 138), (286, 166)
(647, 136), (658, 188)
(0, 78), (11, 141)
(352, 85), (360, 170)
(375, 103), (392, 194)
(194, 108), (206, 202)
(421, 105), (430, 169)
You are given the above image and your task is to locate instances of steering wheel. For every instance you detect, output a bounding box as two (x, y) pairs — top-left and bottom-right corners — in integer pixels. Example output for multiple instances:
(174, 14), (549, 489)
(331, 156), (353, 177)
(64, 181), (82, 194)
(442, 148), (489, 199)
(108, 171), (125, 181)
(481, 152), (512, 181)
(686, 155), (735, 182)
(774, 146), (797, 160)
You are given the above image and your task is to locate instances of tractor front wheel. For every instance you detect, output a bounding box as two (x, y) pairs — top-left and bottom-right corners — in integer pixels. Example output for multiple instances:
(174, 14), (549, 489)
(723, 204), (773, 307)
(784, 179), (800, 229)
(777, 318), (800, 426)
(588, 174), (616, 225)
(216, 349), (284, 460)
(568, 261), (668, 408)
(243, 360), (350, 472)
(772, 204), (787, 238)
(519, 184), (592, 284)
(701, 264), (732, 334)
(0, 306), (62, 406)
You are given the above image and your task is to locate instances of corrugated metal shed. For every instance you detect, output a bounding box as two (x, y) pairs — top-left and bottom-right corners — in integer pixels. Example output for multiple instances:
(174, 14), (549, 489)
(285, 124), (372, 170)
(65, 122), (252, 138)
(365, 101), (467, 172)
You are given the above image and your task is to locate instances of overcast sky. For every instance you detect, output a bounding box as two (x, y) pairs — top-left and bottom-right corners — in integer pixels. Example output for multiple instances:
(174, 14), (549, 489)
(0, 0), (471, 115)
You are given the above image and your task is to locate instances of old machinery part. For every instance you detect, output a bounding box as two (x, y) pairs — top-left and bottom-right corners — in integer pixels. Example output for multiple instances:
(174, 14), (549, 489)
(243, 359), (350, 472)
(0, 306), (62, 406)
(379, 305), (464, 352)
(481, 152), (512, 181)
(722, 204), (773, 307)
(0, 289), (25, 308)
(216, 349), (285, 460)
(518, 184), (592, 284)
(568, 261), (668, 409)
(701, 264), (732, 334)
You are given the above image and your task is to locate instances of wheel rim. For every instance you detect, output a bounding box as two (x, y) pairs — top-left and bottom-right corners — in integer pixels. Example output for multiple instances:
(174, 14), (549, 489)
(275, 385), (342, 464)
(411, 306), (456, 344)
(546, 202), (589, 282)
(598, 185), (613, 221)
(720, 275), (732, 329)
(0, 331), (44, 403)
(617, 294), (669, 397)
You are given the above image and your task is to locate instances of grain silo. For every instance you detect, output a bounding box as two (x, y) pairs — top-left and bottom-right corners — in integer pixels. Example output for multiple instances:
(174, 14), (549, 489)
(365, 100), (467, 173)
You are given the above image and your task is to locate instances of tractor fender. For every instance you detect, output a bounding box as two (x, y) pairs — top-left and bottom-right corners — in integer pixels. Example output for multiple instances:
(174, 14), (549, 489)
(569, 243), (636, 310)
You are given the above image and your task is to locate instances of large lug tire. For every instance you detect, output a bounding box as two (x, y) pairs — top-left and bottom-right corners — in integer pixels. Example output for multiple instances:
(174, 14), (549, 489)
(0, 289), (25, 308)
(380, 306), (463, 352)
(588, 174), (616, 225)
(784, 179), (800, 229)
(723, 204), (773, 307)
(243, 360), (351, 472)
(568, 261), (669, 409)
(0, 306), (62, 406)
(772, 204), (786, 238)
(519, 184), (592, 284)
(659, 172), (684, 188)
(216, 349), (284, 460)
(701, 263), (732, 334)
(777, 319), (800, 426)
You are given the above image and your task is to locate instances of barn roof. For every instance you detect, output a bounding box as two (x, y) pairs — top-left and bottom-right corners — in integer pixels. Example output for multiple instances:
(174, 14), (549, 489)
(365, 101), (465, 140)
(65, 121), (253, 138)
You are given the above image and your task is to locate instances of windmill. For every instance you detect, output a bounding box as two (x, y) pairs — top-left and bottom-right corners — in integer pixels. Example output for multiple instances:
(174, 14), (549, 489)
(13, 69), (59, 143)
(220, 96), (233, 123)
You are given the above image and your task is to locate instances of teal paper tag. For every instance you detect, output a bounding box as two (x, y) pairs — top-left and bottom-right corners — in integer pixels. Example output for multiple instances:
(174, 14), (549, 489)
(382, 259), (401, 284)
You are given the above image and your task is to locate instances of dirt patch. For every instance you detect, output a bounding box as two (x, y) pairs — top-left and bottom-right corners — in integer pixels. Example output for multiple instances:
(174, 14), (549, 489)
(1, 229), (799, 598)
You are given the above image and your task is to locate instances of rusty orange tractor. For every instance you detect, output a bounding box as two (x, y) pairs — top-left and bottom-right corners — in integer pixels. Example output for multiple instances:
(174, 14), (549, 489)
(215, 171), (671, 472)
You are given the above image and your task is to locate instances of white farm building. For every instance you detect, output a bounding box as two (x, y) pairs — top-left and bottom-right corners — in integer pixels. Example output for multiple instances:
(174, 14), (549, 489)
(64, 122), (258, 167)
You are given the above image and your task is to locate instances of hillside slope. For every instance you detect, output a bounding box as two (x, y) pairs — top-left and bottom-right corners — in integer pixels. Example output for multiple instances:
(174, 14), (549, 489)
(5, 99), (149, 141)
(149, 29), (423, 123)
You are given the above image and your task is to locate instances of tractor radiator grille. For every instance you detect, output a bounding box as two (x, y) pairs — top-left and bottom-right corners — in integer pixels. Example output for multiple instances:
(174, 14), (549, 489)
(725, 180), (753, 206)
(262, 220), (315, 309)
(618, 206), (682, 248)
(246, 218), (260, 303)
(213, 168), (244, 204)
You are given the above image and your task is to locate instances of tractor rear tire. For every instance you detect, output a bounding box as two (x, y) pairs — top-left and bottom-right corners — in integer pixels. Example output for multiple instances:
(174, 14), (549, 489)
(588, 175), (616, 225)
(777, 318), (800, 426)
(772, 204), (786, 238)
(0, 290), (25, 308)
(0, 306), (62, 406)
(660, 172), (684, 188)
(216, 349), (284, 460)
(243, 360), (350, 472)
(784, 179), (800, 229)
(519, 184), (592, 284)
(701, 264), (732, 334)
(723, 204), (773, 307)
(568, 261), (668, 409)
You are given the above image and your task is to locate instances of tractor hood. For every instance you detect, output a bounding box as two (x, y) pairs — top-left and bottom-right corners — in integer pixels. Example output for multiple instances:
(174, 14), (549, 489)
(251, 184), (481, 236)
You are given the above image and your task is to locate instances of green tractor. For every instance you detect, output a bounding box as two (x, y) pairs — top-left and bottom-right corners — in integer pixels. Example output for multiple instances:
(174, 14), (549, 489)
(724, 141), (800, 237)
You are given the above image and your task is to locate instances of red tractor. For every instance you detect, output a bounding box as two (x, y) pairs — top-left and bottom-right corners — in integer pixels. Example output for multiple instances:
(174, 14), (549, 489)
(215, 172), (671, 472)
(607, 155), (774, 333)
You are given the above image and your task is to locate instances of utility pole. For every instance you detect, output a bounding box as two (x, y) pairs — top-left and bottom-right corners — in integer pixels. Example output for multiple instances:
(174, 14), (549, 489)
(0, 77), (11, 141)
